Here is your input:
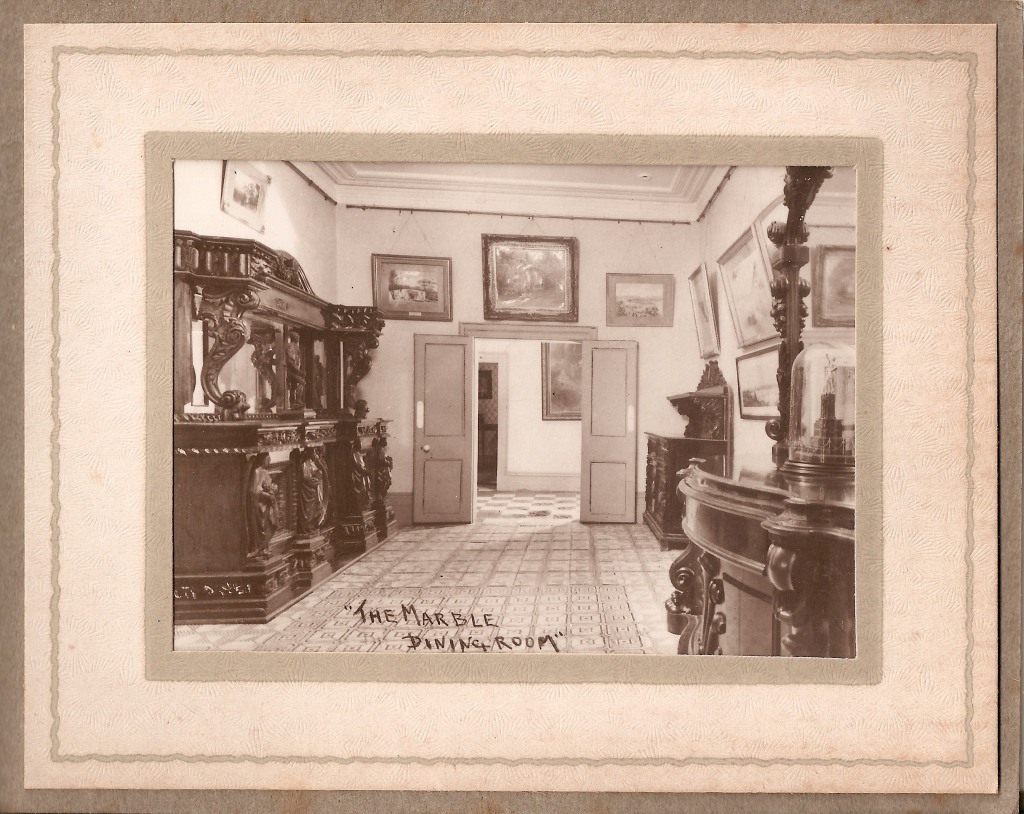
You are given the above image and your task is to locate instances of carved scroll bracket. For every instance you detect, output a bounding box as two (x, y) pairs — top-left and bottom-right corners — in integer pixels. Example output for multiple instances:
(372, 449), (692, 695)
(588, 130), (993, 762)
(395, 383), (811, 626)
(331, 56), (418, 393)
(666, 547), (727, 655)
(194, 279), (264, 419)
(326, 306), (385, 418)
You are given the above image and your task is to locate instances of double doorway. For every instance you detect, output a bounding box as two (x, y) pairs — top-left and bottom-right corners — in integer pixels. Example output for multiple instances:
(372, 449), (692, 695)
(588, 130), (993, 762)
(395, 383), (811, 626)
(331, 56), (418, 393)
(412, 325), (638, 526)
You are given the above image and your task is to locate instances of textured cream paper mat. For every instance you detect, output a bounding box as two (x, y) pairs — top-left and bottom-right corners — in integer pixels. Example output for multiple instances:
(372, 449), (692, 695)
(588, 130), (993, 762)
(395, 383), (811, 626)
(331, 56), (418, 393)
(22, 23), (997, 793)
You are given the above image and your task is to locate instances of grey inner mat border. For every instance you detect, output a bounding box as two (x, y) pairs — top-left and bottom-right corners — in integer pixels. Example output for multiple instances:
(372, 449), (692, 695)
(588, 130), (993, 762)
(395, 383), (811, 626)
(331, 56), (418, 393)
(145, 132), (884, 689)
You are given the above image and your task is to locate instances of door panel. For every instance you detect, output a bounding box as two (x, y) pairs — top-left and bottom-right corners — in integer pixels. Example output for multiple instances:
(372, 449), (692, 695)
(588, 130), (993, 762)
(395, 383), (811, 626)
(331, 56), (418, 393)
(413, 335), (474, 523)
(590, 347), (628, 436)
(589, 461), (627, 516)
(423, 343), (466, 436)
(581, 340), (638, 523)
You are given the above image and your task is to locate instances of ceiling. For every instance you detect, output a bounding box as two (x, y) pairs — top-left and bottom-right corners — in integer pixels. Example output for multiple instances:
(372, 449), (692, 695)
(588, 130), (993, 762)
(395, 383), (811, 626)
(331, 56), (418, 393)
(314, 162), (731, 223)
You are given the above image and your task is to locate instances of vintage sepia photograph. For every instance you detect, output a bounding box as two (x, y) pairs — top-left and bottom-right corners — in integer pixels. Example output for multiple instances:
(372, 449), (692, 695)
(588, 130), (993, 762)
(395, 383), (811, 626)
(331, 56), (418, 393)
(16, 18), (1008, 803)
(172, 161), (857, 658)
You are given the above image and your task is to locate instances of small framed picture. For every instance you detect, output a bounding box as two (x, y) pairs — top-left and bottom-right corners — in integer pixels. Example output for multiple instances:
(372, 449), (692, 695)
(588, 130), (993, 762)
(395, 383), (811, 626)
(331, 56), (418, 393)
(812, 245), (856, 327)
(541, 341), (583, 420)
(736, 343), (781, 420)
(718, 225), (778, 348)
(482, 234), (579, 322)
(371, 254), (453, 321)
(687, 263), (720, 358)
(605, 273), (675, 327)
(220, 160), (271, 233)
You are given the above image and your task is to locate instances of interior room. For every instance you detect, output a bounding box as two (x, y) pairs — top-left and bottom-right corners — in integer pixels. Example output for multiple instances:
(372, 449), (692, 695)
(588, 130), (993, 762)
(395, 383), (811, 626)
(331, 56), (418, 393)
(172, 160), (856, 657)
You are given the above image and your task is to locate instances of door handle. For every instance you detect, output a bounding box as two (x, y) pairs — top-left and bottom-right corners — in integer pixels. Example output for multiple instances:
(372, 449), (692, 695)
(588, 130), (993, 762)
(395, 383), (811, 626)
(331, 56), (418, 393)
(421, 444), (431, 452)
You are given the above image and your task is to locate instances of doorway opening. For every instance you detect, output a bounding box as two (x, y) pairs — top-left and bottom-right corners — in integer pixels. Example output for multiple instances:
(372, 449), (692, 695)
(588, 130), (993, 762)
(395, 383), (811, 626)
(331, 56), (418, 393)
(477, 362), (499, 489)
(474, 338), (583, 524)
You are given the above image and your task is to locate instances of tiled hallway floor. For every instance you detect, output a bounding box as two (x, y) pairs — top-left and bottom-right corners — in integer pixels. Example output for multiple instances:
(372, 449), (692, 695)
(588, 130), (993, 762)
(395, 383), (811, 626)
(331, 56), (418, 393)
(175, 491), (681, 655)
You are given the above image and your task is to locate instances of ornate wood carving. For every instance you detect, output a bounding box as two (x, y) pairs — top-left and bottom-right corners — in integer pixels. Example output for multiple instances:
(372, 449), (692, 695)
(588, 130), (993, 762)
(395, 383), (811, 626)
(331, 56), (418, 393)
(196, 283), (262, 418)
(249, 329), (279, 410)
(175, 230), (315, 296)
(668, 360), (731, 443)
(764, 166), (834, 467)
(245, 452), (279, 560)
(298, 446), (330, 533)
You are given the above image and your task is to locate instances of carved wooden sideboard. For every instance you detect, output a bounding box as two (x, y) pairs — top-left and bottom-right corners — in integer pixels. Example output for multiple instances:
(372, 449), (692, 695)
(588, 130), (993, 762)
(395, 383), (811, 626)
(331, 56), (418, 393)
(643, 361), (732, 550)
(172, 230), (396, 624)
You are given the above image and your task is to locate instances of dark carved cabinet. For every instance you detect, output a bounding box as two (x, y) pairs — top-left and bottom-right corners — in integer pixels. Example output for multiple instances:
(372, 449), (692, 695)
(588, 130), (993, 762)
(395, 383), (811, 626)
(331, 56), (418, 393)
(171, 231), (396, 624)
(643, 361), (732, 550)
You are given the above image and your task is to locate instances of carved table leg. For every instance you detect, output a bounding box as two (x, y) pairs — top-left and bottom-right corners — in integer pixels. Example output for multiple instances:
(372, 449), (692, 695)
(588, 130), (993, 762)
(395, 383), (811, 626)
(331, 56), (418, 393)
(767, 543), (828, 657)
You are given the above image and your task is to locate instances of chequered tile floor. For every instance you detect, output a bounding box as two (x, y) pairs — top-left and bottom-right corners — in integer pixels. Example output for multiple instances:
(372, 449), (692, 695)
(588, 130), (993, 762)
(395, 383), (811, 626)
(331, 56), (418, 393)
(175, 491), (680, 655)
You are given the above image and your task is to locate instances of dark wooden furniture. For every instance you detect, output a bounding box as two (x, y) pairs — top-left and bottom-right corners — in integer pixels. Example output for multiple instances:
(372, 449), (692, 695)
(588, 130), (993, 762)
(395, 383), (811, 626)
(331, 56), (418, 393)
(172, 231), (396, 624)
(643, 361), (732, 549)
(665, 462), (855, 658)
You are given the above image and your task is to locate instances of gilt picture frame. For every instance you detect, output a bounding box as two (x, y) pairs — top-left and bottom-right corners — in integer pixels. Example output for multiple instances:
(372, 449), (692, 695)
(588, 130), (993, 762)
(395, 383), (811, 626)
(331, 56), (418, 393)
(482, 234), (579, 322)
(605, 273), (675, 327)
(717, 225), (778, 348)
(735, 343), (782, 420)
(687, 263), (720, 357)
(541, 341), (583, 420)
(372, 254), (453, 321)
(812, 244), (857, 327)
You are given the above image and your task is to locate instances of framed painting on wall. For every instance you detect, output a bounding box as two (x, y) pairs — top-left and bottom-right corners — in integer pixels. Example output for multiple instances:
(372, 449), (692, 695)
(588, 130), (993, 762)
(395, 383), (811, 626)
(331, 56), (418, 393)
(687, 263), (720, 357)
(541, 341), (583, 420)
(482, 234), (579, 322)
(220, 160), (271, 233)
(735, 343), (781, 420)
(717, 225), (778, 348)
(605, 273), (675, 327)
(812, 245), (856, 327)
(371, 254), (453, 321)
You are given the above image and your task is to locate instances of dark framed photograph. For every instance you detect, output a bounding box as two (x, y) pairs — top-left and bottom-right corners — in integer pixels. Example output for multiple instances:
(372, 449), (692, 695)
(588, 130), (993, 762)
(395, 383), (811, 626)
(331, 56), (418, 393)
(371, 254), (453, 321)
(481, 234), (579, 322)
(605, 273), (675, 327)
(220, 160), (271, 233)
(735, 343), (781, 420)
(687, 263), (720, 357)
(541, 341), (583, 420)
(812, 244), (856, 327)
(718, 225), (778, 347)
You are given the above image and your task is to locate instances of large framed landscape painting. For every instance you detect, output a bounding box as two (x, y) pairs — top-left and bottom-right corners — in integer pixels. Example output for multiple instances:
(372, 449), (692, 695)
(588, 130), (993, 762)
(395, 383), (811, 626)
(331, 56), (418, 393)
(541, 341), (583, 420)
(371, 254), (453, 321)
(482, 233), (579, 322)
(605, 273), (675, 327)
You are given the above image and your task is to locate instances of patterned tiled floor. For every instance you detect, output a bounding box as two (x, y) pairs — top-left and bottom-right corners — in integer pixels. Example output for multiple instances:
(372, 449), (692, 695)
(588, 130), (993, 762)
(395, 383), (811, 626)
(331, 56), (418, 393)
(175, 491), (681, 655)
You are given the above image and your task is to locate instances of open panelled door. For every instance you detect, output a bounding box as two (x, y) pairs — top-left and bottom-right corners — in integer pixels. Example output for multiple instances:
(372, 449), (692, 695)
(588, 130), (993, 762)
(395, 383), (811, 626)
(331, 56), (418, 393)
(580, 340), (638, 523)
(413, 334), (475, 524)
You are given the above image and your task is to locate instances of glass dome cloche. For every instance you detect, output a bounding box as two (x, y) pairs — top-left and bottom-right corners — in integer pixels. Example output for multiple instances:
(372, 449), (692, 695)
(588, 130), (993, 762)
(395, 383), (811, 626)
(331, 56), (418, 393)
(785, 342), (855, 474)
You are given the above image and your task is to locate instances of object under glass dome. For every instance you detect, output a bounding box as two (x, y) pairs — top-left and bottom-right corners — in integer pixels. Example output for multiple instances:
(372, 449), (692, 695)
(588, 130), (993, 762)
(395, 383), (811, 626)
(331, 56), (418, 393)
(786, 342), (855, 471)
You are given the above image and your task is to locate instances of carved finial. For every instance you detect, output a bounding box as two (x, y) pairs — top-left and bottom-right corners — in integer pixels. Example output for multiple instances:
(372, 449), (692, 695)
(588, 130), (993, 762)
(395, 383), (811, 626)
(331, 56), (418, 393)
(780, 166), (833, 247)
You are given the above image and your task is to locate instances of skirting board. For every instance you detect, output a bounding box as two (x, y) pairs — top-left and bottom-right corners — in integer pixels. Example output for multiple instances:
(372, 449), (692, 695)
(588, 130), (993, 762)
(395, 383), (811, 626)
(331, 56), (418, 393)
(498, 472), (581, 492)
(391, 492), (648, 529)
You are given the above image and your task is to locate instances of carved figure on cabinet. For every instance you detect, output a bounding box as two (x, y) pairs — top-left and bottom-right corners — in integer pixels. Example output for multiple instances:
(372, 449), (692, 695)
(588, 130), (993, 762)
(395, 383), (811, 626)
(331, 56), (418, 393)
(299, 449), (329, 531)
(351, 448), (373, 509)
(311, 355), (326, 411)
(285, 329), (306, 408)
(247, 452), (279, 559)
(249, 332), (279, 410)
